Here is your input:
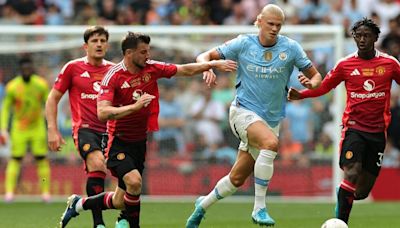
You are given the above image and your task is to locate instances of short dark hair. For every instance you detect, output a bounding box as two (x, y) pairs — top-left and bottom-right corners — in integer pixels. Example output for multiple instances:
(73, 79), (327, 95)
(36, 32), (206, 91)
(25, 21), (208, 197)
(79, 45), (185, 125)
(351, 17), (381, 38)
(19, 56), (33, 66)
(83, 26), (109, 43)
(121, 32), (151, 55)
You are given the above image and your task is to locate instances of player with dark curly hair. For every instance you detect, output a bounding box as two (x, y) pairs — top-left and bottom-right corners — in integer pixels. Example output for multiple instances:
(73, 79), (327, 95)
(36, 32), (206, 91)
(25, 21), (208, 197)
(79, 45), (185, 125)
(288, 18), (400, 225)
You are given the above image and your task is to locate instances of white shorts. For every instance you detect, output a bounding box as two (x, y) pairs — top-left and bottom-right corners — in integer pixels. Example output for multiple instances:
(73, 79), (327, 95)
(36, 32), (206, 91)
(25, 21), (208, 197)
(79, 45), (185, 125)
(229, 105), (280, 160)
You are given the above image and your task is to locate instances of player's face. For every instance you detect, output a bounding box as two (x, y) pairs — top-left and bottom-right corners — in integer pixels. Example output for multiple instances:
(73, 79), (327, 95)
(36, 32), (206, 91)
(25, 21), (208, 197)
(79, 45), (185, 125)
(21, 63), (34, 80)
(84, 33), (108, 60)
(353, 25), (377, 53)
(129, 42), (150, 69)
(259, 13), (283, 43)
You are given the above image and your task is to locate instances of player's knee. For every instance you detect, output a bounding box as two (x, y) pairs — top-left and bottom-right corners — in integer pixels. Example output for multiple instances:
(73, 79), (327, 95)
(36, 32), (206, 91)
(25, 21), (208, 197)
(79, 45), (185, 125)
(355, 191), (369, 200)
(259, 137), (279, 151)
(124, 175), (142, 193)
(229, 174), (246, 187)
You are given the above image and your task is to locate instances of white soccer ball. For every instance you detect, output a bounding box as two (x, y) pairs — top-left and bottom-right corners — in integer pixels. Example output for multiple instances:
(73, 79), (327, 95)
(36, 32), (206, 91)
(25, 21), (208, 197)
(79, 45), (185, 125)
(321, 218), (348, 228)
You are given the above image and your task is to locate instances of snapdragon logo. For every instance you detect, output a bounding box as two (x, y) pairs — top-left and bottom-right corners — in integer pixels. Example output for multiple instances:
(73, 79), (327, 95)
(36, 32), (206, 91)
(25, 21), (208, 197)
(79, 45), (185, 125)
(363, 79), (375, 91)
(350, 79), (385, 99)
(81, 93), (97, 100)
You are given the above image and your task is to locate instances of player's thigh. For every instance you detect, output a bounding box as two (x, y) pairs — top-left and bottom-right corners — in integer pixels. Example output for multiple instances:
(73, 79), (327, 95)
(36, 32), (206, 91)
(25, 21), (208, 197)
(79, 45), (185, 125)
(86, 150), (106, 170)
(10, 130), (29, 157)
(340, 129), (365, 171)
(363, 131), (386, 177)
(30, 129), (47, 157)
(229, 106), (279, 152)
(246, 121), (279, 151)
(229, 150), (254, 186)
(75, 128), (105, 160)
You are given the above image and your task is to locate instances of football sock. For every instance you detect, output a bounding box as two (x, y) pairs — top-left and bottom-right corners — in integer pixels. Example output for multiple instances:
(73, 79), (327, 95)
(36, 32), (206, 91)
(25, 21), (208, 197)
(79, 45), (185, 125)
(337, 179), (355, 223)
(200, 175), (237, 210)
(124, 192), (141, 228)
(36, 158), (51, 195)
(81, 192), (115, 212)
(86, 171), (106, 226)
(5, 158), (21, 194)
(254, 149), (276, 211)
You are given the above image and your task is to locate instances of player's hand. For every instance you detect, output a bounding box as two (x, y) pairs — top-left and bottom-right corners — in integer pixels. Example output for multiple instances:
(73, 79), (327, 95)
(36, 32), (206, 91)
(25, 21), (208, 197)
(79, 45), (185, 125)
(47, 129), (66, 152)
(211, 60), (237, 72)
(0, 130), (9, 145)
(287, 87), (302, 101)
(203, 69), (217, 87)
(136, 93), (156, 109)
(298, 74), (318, 89)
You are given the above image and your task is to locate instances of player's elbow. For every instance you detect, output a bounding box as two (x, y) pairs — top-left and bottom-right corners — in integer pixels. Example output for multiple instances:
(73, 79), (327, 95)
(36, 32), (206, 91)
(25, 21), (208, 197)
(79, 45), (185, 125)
(97, 109), (108, 122)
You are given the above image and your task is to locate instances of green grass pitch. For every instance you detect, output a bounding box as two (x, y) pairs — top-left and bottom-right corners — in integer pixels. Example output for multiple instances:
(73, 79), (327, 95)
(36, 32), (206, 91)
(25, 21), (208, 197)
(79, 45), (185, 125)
(0, 200), (399, 228)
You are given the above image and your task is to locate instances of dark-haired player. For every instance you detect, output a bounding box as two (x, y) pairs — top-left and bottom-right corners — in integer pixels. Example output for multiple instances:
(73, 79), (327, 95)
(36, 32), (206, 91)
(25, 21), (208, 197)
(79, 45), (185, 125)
(288, 18), (400, 224)
(45, 26), (114, 228)
(1, 56), (49, 203)
(59, 32), (237, 228)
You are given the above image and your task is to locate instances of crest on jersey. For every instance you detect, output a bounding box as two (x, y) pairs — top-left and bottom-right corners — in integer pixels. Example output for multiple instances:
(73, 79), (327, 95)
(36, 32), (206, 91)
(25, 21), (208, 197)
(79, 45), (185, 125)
(376, 66), (385, 76)
(279, 52), (287, 61)
(362, 68), (374, 76)
(142, 73), (151, 82)
(83, 144), (91, 152)
(264, 51), (272, 61)
(117, 153), (125, 160)
(132, 89), (144, 101)
(345, 151), (353, 160)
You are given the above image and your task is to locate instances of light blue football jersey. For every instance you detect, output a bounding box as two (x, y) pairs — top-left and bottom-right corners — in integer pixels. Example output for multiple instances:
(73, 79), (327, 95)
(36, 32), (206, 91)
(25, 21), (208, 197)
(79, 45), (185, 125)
(216, 34), (312, 127)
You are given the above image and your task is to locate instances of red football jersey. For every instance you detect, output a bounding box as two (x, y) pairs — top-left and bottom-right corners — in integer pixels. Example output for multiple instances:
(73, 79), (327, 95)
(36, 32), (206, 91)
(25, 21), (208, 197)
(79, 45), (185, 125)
(53, 57), (114, 137)
(99, 60), (177, 142)
(301, 51), (400, 133)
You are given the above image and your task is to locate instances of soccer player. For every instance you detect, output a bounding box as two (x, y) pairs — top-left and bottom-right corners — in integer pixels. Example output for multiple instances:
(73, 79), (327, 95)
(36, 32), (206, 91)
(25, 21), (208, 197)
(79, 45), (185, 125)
(59, 32), (237, 228)
(186, 4), (322, 227)
(287, 18), (400, 224)
(1, 56), (50, 202)
(45, 26), (113, 228)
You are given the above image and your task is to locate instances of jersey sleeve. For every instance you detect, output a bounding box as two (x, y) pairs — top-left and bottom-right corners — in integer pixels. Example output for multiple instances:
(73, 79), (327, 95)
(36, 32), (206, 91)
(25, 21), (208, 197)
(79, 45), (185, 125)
(0, 82), (14, 131)
(154, 61), (178, 79)
(300, 62), (344, 98)
(392, 58), (400, 84)
(292, 40), (312, 71)
(98, 73), (116, 103)
(53, 62), (73, 93)
(216, 35), (244, 61)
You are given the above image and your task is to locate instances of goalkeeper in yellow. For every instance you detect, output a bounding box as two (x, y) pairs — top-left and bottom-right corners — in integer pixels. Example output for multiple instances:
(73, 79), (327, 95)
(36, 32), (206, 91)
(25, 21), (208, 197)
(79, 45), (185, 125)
(1, 57), (50, 202)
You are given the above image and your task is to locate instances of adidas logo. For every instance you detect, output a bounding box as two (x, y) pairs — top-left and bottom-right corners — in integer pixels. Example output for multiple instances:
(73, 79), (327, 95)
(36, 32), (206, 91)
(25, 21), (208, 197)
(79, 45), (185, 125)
(121, 81), (130, 89)
(350, 69), (360, 76)
(80, 71), (90, 78)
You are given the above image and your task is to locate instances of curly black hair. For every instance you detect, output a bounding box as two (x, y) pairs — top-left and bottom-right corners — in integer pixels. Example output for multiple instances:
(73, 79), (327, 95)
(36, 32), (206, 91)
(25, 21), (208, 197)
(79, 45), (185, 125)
(351, 17), (381, 38)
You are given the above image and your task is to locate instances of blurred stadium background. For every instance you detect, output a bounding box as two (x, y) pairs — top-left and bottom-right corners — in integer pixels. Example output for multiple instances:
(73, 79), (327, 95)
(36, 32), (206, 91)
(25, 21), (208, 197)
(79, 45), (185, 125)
(0, 0), (399, 227)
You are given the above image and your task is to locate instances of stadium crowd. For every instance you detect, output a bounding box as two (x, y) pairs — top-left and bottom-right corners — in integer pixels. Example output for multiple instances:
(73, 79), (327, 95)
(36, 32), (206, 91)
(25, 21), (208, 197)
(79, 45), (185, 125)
(0, 0), (399, 198)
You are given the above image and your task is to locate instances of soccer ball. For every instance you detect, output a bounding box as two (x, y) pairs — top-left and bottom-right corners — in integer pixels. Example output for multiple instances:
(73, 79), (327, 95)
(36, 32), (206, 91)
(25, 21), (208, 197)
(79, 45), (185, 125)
(321, 218), (348, 228)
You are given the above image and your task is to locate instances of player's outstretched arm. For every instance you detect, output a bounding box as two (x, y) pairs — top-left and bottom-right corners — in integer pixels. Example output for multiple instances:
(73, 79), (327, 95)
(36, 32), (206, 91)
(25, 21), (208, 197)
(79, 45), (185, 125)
(45, 89), (66, 151)
(175, 60), (236, 77)
(97, 94), (155, 121)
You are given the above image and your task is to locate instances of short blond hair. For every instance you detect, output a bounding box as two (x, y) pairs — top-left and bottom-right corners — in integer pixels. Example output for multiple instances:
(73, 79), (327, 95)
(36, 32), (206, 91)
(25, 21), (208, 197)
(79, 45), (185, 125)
(254, 4), (285, 27)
